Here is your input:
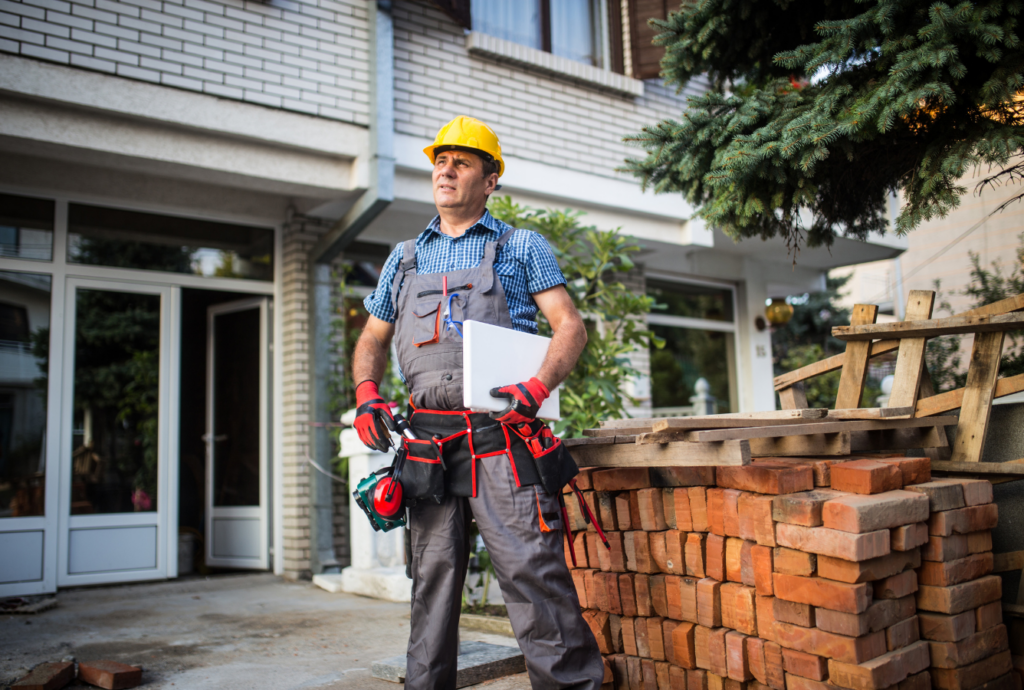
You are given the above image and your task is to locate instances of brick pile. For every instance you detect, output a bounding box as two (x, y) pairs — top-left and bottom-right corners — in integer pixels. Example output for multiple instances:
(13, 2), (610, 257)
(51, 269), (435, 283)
(561, 457), (1010, 690)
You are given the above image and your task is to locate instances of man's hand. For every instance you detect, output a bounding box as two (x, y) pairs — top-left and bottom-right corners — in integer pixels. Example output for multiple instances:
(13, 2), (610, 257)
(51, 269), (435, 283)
(489, 377), (550, 425)
(355, 380), (396, 452)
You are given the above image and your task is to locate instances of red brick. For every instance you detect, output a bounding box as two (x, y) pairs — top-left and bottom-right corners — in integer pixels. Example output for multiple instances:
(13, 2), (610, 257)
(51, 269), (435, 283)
(919, 552), (993, 586)
(717, 465), (815, 495)
(725, 537), (745, 583)
(773, 573), (872, 614)
(584, 569), (598, 609)
(815, 595), (916, 637)
(673, 621), (697, 668)
(575, 468), (595, 490)
(616, 492), (635, 530)
(671, 666), (688, 690)
(723, 489), (742, 538)
(686, 533), (707, 578)
(647, 616), (667, 661)
(932, 650), (1012, 690)
(785, 675), (842, 690)
(745, 636), (766, 685)
(726, 631), (752, 681)
(968, 530), (993, 553)
(663, 488), (678, 529)
(764, 642), (786, 690)
(922, 534), (969, 562)
(976, 600), (1003, 631)
(665, 575), (684, 620)
(917, 575), (1002, 614)
(753, 457), (837, 487)
(930, 477), (993, 506)
(564, 533), (575, 570)
(774, 597), (815, 627)
(782, 649), (828, 681)
(571, 570), (588, 608)
(639, 488), (669, 531)
(899, 671), (932, 690)
(622, 616), (639, 655)
(11, 661), (74, 690)
(587, 532), (601, 569)
(584, 609), (614, 653)
(917, 610), (975, 642)
(706, 533), (727, 581)
(651, 574), (670, 618)
(662, 619), (680, 664)
(670, 488), (693, 531)
(928, 624), (1009, 669)
(827, 639), (930, 690)
(643, 659), (660, 690)
(610, 614), (623, 653)
(689, 487), (710, 532)
(619, 573), (638, 617)
(721, 583), (758, 635)
(597, 491), (619, 532)
(574, 532), (591, 568)
(650, 466), (717, 488)
(697, 578), (722, 628)
(773, 622), (887, 664)
(690, 669), (709, 690)
(636, 573), (654, 616)
(628, 656), (645, 689)
(773, 547), (816, 576)
(904, 480), (966, 512)
(831, 460), (903, 494)
(655, 661), (672, 689)
(752, 545), (774, 596)
(602, 571), (624, 614)
(628, 531), (657, 574)
(679, 577), (700, 623)
(708, 488), (725, 536)
(651, 531), (670, 573)
(78, 661), (143, 690)
(877, 457), (931, 486)
(885, 615), (920, 651)
(605, 531), (628, 572)
(890, 523), (928, 551)
(739, 493), (778, 547)
(593, 468), (652, 492)
(665, 530), (686, 575)
(630, 491), (643, 531)
(817, 548), (919, 584)
(822, 491), (930, 533)
(873, 570), (917, 600)
(772, 490), (843, 527)
(609, 654), (629, 690)
(776, 523), (890, 562)
(929, 504), (999, 536)
(756, 595), (778, 642)
(709, 627), (730, 677)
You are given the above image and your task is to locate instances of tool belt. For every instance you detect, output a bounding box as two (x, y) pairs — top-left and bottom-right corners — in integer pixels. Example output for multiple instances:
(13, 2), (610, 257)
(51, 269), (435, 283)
(401, 406), (579, 501)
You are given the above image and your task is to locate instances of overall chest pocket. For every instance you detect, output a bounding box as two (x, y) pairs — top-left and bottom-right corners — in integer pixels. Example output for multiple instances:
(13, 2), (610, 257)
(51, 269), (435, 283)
(411, 292), (469, 347)
(412, 299), (442, 347)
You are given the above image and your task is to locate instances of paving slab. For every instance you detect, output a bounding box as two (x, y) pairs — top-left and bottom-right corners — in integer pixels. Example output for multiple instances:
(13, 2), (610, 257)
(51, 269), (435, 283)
(371, 641), (525, 687)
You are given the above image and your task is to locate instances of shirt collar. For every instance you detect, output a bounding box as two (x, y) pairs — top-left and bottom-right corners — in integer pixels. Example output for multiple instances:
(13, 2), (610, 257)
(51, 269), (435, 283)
(421, 209), (503, 243)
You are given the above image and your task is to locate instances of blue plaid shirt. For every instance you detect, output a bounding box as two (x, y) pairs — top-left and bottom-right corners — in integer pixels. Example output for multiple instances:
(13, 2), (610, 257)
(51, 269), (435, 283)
(363, 210), (566, 333)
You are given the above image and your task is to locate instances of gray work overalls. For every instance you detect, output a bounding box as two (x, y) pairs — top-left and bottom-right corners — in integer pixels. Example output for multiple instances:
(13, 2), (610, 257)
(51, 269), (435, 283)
(390, 228), (603, 690)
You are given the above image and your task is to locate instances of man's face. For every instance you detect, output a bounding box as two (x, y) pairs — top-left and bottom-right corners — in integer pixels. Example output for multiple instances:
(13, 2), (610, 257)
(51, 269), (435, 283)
(432, 149), (498, 212)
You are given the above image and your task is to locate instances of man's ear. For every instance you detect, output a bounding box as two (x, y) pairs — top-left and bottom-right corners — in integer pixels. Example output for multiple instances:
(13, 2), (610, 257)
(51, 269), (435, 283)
(484, 173), (499, 196)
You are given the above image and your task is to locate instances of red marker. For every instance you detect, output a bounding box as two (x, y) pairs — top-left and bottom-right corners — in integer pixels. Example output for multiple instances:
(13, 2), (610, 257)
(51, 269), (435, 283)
(442, 276), (448, 297)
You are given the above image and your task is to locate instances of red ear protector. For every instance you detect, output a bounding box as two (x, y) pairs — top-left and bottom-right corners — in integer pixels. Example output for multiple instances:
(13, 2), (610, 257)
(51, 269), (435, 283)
(373, 476), (404, 519)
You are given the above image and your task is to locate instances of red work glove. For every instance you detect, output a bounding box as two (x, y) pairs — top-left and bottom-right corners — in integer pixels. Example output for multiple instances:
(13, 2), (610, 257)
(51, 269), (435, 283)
(489, 377), (550, 425)
(354, 380), (395, 453)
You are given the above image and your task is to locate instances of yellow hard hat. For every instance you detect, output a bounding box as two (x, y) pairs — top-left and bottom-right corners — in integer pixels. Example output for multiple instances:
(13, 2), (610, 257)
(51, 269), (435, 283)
(423, 115), (504, 177)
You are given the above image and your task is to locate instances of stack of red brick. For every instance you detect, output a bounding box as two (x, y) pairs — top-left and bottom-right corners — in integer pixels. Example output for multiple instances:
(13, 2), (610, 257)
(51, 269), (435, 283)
(562, 457), (1010, 690)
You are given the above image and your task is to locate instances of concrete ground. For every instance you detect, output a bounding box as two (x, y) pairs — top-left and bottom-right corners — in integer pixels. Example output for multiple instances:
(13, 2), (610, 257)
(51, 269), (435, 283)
(0, 573), (530, 690)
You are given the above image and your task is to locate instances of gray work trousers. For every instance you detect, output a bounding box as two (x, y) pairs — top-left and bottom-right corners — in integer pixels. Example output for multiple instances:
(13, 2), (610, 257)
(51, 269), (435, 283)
(406, 454), (604, 690)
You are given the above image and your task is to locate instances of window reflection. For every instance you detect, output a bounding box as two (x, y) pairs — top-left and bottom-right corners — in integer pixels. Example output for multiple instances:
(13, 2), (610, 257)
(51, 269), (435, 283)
(0, 271), (51, 518)
(68, 204), (273, 282)
(650, 324), (734, 413)
(71, 290), (160, 515)
(0, 193), (55, 262)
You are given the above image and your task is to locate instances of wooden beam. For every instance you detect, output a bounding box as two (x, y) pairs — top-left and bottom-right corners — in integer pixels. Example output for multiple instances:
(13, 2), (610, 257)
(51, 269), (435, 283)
(778, 383), (808, 410)
(950, 331), (1006, 464)
(826, 407), (915, 420)
(833, 311), (1024, 341)
(682, 416), (958, 443)
(918, 369), (952, 461)
(571, 439), (751, 468)
(835, 304), (879, 409)
(931, 460), (1024, 476)
(887, 291), (936, 410)
(749, 433), (850, 457)
(598, 408), (827, 430)
(992, 550), (1024, 573)
(915, 373), (1024, 417)
(850, 425), (948, 452)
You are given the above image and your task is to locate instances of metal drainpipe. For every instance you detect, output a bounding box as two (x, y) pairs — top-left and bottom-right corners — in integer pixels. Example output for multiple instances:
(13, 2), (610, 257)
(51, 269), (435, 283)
(308, 0), (395, 575)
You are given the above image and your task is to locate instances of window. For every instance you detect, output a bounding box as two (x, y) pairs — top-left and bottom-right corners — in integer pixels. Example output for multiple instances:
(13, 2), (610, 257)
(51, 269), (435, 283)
(647, 278), (738, 415)
(471, 0), (607, 68)
(0, 193), (55, 262)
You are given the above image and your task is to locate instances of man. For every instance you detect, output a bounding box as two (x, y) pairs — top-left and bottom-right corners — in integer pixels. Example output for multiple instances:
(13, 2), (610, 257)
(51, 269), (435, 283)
(351, 115), (604, 690)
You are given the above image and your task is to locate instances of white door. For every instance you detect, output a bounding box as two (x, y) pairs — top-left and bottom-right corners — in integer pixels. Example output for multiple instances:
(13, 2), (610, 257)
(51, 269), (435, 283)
(58, 279), (179, 587)
(204, 297), (269, 569)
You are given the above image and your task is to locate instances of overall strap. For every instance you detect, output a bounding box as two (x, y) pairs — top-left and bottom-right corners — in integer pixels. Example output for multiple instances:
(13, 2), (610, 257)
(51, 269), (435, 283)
(390, 239), (418, 312)
(478, 229), (516, 293)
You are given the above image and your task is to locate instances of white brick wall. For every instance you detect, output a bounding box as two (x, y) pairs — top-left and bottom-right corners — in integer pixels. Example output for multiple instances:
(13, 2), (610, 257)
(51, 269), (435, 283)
(392, 0), (704, 179)
(0, 0), (370, 124)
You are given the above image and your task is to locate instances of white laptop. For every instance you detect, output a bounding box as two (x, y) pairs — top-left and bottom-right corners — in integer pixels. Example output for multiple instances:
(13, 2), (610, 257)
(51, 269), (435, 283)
(463, 320), (561, 420)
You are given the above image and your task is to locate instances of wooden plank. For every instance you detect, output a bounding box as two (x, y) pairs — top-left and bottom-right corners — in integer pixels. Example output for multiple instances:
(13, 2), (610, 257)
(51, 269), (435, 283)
(992, 550), (1024, 573)
(584, 426), (654, 437)
(849, 425), (948, 452)
(684, 415), (958, 443)
(778, 383), (807, 410)
(826, 407), (914, 420)
(649, 412), (829, 434)
(931, 460), (1024, 476)
(915, 373), (1024, 417)
(886, 290), (936, 410)
(598, 408), (827, 430)
(749, 433), (850, 457)
(918, 369), (952, 461)
(835, 304), (879, 408)
(571, 439), (751, 468)
(1002, 604), (1024, 617)
(564, 436), (616, 448)
(950, 331), (1006, 464)
(833, 311), (1024, 341)
(772, 292), (1024, 391)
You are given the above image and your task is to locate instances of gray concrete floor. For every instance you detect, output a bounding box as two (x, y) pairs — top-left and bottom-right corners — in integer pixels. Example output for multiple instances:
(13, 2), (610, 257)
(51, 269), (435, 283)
(0, 573), (530, 690)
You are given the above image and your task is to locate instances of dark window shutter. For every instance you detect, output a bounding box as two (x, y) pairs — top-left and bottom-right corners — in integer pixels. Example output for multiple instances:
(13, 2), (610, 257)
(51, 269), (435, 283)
(628, 0), (669, 80)
(607, 0), (624, 75)
(428, 0), (471, 29)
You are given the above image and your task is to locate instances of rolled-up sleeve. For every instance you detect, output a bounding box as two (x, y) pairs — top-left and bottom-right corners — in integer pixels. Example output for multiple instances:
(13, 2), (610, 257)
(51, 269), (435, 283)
(362, 245), (404, 323)
(525, 231), (567, 294)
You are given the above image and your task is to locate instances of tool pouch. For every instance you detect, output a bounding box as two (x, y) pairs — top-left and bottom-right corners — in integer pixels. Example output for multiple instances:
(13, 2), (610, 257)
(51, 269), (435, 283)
(512, 422), (579, 496)
(400, 437), (445, 504)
